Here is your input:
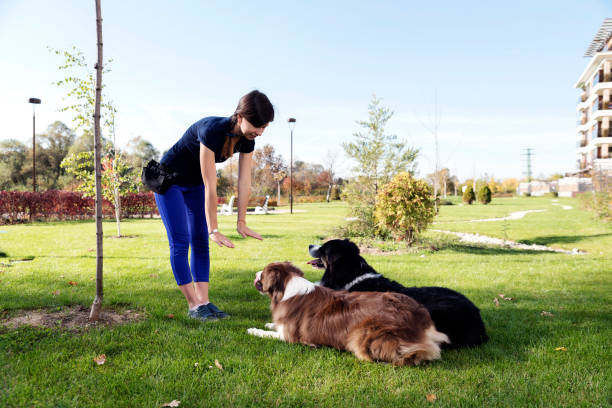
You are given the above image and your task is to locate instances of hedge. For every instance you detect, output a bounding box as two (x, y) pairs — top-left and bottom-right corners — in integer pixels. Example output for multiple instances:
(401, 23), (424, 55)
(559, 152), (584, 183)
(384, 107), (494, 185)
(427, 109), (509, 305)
(0, 191), (158, 224)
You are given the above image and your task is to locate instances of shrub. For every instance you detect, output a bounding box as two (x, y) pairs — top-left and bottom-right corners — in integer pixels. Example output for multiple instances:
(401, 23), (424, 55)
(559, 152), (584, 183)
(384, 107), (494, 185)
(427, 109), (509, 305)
(477, 185), (492, 204)
(0, 191), (159, 224)
(462, 186), (475, 204)
(374, 172), (435, 246)
(578, 192), (612, 221)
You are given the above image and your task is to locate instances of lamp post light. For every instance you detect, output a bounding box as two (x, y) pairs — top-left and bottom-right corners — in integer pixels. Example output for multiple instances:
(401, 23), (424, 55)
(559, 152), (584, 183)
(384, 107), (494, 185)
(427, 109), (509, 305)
(28, 98), (41, 192)
(288, 118), (296, 214)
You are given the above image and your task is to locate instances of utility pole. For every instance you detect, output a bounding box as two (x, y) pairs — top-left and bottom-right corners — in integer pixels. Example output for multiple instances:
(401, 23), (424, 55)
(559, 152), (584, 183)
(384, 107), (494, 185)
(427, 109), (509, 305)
(522, 148), (534, 195)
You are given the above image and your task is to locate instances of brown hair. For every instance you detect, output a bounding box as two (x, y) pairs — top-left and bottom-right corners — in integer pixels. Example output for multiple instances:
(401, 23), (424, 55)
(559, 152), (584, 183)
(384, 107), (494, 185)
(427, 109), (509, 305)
(231, 90), (275, 128)
(222, 90), (274, 160)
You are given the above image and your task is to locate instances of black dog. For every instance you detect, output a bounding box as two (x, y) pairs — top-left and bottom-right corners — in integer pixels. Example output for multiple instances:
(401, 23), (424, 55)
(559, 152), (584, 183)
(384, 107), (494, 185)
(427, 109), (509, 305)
(308, 239), (488, 348)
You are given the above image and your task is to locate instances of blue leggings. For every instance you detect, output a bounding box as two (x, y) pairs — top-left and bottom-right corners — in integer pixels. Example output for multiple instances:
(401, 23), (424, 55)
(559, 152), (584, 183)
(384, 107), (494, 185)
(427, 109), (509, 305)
(155, 184), (210, 286)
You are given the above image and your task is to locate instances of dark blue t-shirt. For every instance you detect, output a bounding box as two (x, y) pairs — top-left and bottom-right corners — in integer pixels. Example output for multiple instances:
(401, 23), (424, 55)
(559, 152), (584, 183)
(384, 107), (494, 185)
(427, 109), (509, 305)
(160, 116), (255, 185)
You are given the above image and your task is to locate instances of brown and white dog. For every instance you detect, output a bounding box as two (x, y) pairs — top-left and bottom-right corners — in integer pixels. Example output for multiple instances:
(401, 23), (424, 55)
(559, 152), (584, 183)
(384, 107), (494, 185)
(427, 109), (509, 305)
(248, 262), (449, 366)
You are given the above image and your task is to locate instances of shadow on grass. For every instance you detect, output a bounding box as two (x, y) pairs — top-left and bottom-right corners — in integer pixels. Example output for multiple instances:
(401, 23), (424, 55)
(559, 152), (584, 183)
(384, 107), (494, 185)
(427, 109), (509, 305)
(225, 233), (283, 240)
(0, 251), (6, 258)
(445, 244), (557, 256)
(517, 233), (612, 246)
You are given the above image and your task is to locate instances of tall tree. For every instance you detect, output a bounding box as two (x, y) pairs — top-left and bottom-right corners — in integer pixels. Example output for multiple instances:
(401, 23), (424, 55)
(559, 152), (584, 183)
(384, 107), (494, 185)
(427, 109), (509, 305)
(343, 95), (418, 197)
(0, 140), (27, 190)
(37, 121), (75, 189)
(91, 0), (104, 321)
(125, 135), (160, 170)
(323, 150), (338, 202)
(342, 95), (418, 233)
(252, 144), (287, 197)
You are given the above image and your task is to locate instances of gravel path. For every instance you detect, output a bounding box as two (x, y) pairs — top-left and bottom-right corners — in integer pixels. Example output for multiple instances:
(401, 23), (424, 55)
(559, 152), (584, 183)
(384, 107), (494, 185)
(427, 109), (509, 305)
(468, 209), (547, 223)
(432, 229), (584, 255)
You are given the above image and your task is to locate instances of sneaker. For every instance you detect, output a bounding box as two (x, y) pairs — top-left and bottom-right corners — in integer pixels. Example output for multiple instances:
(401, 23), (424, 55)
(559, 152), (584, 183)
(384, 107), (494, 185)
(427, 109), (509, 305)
(187, 304), (218, 322)
(206, 302), (230, 319)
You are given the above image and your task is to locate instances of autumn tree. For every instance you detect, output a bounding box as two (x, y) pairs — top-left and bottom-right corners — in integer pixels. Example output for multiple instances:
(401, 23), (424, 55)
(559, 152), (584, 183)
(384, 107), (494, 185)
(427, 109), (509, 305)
(252, 144), (287, 199)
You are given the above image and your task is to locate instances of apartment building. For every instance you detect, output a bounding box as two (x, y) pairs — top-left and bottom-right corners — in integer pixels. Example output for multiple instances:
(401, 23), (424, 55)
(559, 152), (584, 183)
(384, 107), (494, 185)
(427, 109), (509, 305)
(575, 18), (612, 174)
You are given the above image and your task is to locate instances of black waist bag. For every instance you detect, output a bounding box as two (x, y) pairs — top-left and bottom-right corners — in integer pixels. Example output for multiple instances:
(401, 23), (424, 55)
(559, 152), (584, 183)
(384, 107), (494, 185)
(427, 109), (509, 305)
(141, 160), (177, 194)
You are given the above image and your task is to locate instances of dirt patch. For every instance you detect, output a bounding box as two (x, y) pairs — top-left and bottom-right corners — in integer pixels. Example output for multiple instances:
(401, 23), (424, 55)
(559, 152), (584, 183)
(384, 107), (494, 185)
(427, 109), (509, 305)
(0, 305), (145, 331)
(359, 247), (404, 255)
(107, 234), (140, 239)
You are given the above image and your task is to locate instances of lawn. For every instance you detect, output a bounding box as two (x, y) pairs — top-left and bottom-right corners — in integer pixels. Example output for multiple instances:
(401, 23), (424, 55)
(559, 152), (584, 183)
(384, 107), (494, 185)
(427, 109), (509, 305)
(0, 198), (611, 407)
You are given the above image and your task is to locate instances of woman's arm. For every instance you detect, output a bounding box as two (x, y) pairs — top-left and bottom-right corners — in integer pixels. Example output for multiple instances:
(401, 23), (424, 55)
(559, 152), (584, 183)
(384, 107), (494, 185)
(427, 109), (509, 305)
(237, 152), (263, 240)
(200, 143), (234, 248)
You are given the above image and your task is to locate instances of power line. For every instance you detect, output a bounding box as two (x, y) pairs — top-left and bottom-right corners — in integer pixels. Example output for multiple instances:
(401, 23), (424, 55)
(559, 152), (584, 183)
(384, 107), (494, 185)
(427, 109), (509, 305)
(521, 148), (535, 182)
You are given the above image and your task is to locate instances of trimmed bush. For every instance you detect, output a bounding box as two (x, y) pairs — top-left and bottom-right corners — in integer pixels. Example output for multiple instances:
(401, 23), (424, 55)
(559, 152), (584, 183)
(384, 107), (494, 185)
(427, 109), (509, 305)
(0, 191), (159, 224)
(463, 186), (475, 204)
(374, 172), (435, 245)
(477, 185), (492, 204)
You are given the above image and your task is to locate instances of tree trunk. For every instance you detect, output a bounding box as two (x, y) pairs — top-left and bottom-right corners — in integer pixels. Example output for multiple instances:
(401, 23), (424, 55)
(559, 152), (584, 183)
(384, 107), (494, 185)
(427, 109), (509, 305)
(277, 181), (281, 206)
(90, 0), (104, 322)
(114, 186), (121, 237)
(326, 184), (332, 202)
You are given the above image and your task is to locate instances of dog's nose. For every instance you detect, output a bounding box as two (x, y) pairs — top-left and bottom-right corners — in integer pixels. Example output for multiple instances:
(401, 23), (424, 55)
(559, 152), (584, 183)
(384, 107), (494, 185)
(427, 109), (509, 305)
(309, 245), (321, 257)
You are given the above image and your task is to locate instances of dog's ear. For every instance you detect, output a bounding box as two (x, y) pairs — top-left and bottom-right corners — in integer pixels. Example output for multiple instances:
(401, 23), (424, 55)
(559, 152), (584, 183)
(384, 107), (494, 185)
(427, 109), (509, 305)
(343, 239), (360, 255)
(284, 262), (305, 277)
(261, 263), (285, 294)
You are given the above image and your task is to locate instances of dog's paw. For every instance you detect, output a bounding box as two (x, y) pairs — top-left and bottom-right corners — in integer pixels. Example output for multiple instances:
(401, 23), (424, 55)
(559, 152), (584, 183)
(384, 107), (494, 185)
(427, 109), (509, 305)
(247, 328), (259, 336)
(264, 322), (276, 330)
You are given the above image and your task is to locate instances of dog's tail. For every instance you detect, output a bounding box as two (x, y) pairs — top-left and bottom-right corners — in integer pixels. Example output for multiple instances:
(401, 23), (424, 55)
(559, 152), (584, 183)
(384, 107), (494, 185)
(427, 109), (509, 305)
(347, 324), (450, 366)
(395, 326), (450, 365)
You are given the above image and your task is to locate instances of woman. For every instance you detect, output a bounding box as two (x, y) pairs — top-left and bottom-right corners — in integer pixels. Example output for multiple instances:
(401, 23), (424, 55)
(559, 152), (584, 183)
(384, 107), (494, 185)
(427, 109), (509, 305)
(155, 90), (274, 322)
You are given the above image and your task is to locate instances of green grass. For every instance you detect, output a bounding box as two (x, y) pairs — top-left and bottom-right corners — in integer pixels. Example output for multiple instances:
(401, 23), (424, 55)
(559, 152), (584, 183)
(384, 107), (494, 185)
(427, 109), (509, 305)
(0, 198), (611, 407)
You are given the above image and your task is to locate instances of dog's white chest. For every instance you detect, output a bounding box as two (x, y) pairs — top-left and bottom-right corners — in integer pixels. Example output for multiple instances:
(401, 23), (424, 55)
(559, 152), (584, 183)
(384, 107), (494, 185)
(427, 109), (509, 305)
(281, 277), (315, 301)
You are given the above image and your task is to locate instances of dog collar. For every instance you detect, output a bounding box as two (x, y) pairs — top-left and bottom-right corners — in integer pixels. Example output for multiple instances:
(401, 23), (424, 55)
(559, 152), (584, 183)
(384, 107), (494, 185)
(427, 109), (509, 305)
(342, 273), (381, 291)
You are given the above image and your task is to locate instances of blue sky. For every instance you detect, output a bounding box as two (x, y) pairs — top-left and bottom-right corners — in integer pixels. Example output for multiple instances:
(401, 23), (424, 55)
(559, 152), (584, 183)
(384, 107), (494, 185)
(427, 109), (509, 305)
(1, 0), (610, 181)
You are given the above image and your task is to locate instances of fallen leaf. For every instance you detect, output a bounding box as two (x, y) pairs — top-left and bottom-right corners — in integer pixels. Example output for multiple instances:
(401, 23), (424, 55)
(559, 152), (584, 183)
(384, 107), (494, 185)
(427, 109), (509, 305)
(554, 347), (567, 351)
(52, 290), (61, 296)
(90, 277), (95, 281)
(166, 314), (174, 319)
(87, 248), (94, 252)
(59, 275), (65, 278)
(161, 400), (180, 407)
(426, 393), (437, 402)
(149, 274), (159, 278)
(93, 354), (106, 365)
(68, 281), (78, 286)
(541, 311), (554, 317)
(493, 298), (500, 307)
(498, 294), (513, 301)
(214, 359), (223, 370)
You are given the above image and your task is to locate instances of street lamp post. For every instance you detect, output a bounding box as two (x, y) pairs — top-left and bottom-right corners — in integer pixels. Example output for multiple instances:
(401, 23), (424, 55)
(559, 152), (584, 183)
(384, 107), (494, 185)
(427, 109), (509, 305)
(288, 118), (296, 214)
(28, 98), (41, 192)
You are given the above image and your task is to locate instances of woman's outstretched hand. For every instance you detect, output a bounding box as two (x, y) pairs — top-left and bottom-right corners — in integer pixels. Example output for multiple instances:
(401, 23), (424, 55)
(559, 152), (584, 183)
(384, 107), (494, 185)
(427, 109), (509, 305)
(237, 220), (263, 240)
(209, 231), (235, 248)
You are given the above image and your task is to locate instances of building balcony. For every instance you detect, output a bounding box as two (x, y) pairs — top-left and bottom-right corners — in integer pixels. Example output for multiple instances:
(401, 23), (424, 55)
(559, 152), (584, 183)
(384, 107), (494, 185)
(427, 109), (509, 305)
(591, 136), (612, 147)
(575, 51), (612, 89)
(591, 109), (612, 121)
(577, 119), (595, 133)
(576, 82), (612, 111)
